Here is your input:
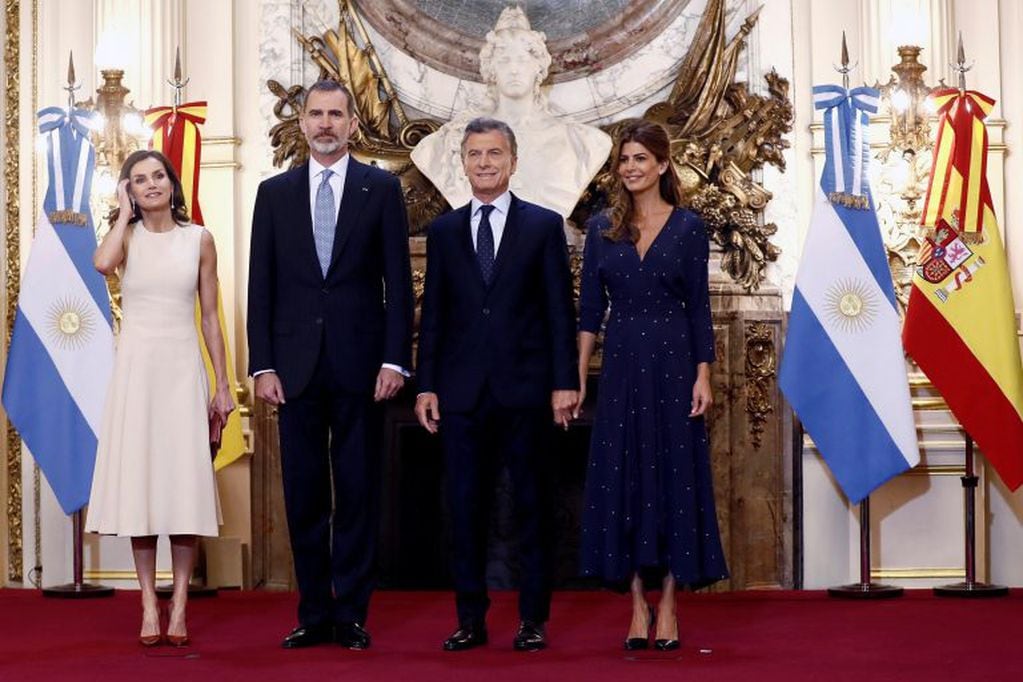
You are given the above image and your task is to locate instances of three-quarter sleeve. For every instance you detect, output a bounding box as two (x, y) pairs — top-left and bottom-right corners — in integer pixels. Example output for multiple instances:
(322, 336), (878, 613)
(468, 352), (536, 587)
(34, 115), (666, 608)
(578, 216), (609, 334)
(685, 215), (716, 364)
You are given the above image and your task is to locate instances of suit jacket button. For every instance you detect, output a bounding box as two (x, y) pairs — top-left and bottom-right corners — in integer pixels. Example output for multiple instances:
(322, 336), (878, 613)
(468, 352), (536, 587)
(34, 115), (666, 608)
(482, 307), (490, 316)
(321, 287), (329, 294)
(315, 317), (323, 325)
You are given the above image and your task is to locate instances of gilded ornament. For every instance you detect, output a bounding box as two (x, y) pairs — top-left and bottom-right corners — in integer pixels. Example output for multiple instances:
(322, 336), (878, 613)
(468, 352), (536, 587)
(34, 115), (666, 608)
(267, 0), (445, 235)
(744, 322), (776, 450)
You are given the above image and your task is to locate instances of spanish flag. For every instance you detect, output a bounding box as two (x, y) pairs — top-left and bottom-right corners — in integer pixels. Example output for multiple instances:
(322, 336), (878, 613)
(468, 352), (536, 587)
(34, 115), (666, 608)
(145, 102), (247, 471)
(903, 89), (1023, 489)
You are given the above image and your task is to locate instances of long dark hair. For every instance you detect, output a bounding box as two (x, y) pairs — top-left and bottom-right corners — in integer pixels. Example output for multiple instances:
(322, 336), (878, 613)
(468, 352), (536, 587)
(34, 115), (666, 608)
(107, 149), (190, 228)
(606, 120), (682, 243)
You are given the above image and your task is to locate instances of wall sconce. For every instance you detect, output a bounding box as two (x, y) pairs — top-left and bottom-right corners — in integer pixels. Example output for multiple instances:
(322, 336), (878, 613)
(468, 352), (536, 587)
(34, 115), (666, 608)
(87, 28), (150, 207)
(877, 45), (937, 156)
(873, 45), (938, 317)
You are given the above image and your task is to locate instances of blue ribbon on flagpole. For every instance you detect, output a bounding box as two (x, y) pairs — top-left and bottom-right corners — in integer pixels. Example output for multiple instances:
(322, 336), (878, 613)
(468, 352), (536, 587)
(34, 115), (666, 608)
(37, 107), (99, 223)
(813, 84), (879, 209)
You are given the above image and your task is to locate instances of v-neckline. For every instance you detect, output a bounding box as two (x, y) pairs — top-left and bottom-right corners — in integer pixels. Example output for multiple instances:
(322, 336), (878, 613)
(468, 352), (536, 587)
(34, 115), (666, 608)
(634, 208), (675, 265)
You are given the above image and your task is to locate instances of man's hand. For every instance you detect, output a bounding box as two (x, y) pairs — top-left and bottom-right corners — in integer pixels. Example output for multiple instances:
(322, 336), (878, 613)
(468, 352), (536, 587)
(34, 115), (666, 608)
(374, 367), (406, 402)
(415, 392), (441, 434)
(551, 390), (578, 430)
(254, 372), (286, 405)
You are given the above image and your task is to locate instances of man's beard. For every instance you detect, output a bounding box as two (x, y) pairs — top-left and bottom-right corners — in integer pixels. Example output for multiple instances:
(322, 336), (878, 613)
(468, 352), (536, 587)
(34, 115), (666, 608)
(310, 136), (341, 155)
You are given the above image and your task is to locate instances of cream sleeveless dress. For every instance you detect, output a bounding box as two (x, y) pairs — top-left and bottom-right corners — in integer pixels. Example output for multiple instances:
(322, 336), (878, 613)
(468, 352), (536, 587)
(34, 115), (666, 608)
(86, 223), (221, 536)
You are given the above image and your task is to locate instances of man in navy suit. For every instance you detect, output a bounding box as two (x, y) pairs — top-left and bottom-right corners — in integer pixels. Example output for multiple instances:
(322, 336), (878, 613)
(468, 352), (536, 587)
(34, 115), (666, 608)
(248, 80), (413, 650)
(415, 117), (579, 652)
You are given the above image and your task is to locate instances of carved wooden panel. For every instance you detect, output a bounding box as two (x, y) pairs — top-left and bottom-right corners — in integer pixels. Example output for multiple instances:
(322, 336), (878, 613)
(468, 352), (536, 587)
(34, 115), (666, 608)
(250, 400), (295, 590)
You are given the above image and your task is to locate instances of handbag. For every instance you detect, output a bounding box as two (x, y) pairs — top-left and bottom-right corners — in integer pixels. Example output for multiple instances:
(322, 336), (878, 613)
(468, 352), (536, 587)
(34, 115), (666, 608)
(209, 410), (227, 459)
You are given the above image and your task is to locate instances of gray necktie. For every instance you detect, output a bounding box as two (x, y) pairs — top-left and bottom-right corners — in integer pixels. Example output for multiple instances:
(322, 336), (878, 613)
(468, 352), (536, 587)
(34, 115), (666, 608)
(313, 169), (335, 276)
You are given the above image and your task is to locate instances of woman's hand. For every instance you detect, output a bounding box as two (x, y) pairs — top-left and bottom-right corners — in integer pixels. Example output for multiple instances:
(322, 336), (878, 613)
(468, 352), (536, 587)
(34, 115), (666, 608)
(573, 370), (587, 419)
(210, 384), (235, 421)
(690, 373), (713, 417)
(116, 178), (133, 217)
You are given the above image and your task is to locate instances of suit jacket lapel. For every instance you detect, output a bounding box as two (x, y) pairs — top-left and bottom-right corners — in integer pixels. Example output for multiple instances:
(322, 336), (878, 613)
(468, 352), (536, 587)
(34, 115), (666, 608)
(328, 156), (370, 274)
(288, 164), (322, 278)
(457, 203), (486, 288)
(488, 194), (522, 289)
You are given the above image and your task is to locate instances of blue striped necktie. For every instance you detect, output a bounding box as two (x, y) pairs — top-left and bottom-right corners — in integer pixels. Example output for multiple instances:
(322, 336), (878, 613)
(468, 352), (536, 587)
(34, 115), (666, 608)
(313, 169), (335, 276)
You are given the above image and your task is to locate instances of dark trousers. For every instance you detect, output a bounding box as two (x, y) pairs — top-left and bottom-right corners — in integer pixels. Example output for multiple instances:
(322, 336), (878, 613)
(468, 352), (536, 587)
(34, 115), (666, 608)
(277, 349), (382, 627)
(441, 387), (555, 626)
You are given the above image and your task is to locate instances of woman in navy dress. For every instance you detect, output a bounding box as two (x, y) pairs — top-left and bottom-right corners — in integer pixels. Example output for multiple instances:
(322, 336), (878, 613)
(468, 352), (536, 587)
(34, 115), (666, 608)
(575, 121), (727, 651)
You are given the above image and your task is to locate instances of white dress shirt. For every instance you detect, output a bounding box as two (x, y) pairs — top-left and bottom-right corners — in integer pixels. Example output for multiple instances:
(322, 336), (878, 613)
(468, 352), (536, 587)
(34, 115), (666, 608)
(308, 154), (349, 222)
(470, 191), (512, 254)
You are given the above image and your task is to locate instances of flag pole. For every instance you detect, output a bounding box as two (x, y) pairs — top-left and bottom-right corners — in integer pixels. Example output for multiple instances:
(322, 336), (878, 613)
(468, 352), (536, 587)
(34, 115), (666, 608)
(828, 496), (903, 599)
(824, 35), (900, 599)
(929, 34), (1006, 600)
(42, 510), (113, 598)
(40, 54), (113, 600)
(153, 45), (217, 600)
(933, 432), (1007, 597)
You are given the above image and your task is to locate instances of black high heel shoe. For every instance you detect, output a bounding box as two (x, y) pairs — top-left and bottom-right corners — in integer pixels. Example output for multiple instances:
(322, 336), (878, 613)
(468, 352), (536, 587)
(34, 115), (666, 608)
(654, 615), (679, 651)
(623, 605), (655, 651)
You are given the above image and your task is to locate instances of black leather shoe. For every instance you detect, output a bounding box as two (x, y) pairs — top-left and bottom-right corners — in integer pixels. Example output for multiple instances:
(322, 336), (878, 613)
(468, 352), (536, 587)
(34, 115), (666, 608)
(654, 617), (680, 651)
(654, 637), (680, 651)
(513, 621), (547, 652)
(336, 622), (371, 650)
(624, 605), (655, 651)
(442, 622), (488, 651)
(281, 624), (334, 649)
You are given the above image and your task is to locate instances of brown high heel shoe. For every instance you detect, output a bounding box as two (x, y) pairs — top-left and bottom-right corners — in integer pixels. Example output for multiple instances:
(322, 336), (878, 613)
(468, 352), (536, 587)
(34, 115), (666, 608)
(166, 603), (190, 647)
(139, 607), (162, 646)
(139, 633), (162, 647)
(166, 633), (191, 647)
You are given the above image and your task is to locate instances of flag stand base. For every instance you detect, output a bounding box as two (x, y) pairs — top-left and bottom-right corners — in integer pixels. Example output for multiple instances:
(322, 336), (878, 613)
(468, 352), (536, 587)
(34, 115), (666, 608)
(933, 434), (1009, 599)
(933, 581), (1008, 598)
(42, 582), (115, 599)
(827, 496), (904, 600)
(828, 582), (903, 599)
(42, 511), (114, 599)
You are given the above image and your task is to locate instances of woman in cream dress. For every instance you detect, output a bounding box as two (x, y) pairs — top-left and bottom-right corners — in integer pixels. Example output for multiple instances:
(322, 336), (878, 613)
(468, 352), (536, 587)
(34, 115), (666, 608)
(87, 150), (233, 646)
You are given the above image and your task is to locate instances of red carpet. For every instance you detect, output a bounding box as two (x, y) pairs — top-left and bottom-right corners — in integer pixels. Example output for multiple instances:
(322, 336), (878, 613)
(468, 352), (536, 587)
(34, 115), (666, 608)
(0, 589), (1020, 681)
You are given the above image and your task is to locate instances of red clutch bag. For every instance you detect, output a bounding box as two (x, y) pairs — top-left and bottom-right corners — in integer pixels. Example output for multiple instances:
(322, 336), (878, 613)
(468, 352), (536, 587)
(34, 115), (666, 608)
(209, 411), (227, 458)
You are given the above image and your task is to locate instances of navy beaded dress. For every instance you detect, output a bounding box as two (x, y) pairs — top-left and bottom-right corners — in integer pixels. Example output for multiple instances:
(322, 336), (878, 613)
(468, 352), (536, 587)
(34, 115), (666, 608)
(578, 208), (728, 588)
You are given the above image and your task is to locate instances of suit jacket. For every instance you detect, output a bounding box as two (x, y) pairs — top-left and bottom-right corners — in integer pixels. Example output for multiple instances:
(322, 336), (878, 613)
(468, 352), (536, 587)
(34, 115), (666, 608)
(247, 157), (414, 398)
(416, 194), (579, 412)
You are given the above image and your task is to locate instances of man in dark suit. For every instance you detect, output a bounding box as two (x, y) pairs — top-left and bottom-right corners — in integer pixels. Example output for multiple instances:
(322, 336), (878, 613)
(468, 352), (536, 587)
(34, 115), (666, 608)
(414, 117), (579, 652)
(248, 80), (413, 650)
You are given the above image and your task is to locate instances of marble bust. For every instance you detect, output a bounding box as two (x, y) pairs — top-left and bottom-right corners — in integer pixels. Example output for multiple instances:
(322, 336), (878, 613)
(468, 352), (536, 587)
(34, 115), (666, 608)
(410, 7), (612, 219)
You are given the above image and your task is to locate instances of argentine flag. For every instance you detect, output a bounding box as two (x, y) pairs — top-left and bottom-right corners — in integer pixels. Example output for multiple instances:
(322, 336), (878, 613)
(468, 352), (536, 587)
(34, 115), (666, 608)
(780, 85), (918, 502)
(2, 107), (114, 514)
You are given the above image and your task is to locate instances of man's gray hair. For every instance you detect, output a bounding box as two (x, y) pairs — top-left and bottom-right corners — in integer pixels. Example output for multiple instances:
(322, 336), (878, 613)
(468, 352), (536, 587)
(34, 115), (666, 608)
(460, 117), (518, 157)
(302, 79), (355, 116)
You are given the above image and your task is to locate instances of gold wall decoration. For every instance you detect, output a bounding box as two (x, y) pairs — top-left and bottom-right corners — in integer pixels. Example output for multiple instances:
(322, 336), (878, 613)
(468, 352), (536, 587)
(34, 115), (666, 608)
(744, 321), (776, 450)
(873, 46), (939, 318)
(267, 0), (445, 235)
(4, 0), (23, 584)
(582, 0), (792, 291)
